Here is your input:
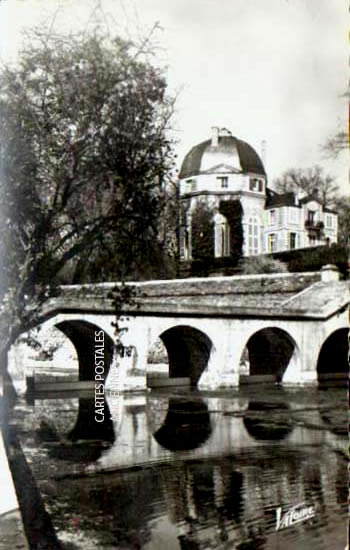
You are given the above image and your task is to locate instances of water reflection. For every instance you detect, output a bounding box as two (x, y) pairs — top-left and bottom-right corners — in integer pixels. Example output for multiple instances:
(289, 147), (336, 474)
(243, 401), (293, 440)
(13, 387), (348, 550)
(153, 397), (212, 451)
(31, 448), (347, 550)
(319, 406), (348, 436)
(68, 397), (115, 444)
(37, 397), (115, 463)
(165, 462), (244, 549)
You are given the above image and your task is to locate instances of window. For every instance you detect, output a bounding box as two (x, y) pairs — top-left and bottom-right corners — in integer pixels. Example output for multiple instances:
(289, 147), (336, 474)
(269, 210), (276, 225)
(221, 223), (230, 256)
(217, 176), (228, 188)
(248, 217), (260, 255)
(289, 208), (299, 223)
(277, 208), (283, 225)
(325, 214), (333, 229)
(249, 178), (264, 192)
(289, 232), (296, 250)
(307, 210), (315, 224)
(268, 233), (276, 253)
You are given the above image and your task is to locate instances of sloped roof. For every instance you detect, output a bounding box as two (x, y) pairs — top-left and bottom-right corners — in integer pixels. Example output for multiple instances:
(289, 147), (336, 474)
(265, 190), (299, 208)
(265, 192), (338, 214)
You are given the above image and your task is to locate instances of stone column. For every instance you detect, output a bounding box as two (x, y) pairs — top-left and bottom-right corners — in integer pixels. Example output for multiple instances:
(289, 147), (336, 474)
(198, 324), (241, 390)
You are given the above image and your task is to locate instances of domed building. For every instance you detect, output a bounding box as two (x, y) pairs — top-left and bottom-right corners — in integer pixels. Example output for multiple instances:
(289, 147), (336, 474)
(178, 127), (337, 262)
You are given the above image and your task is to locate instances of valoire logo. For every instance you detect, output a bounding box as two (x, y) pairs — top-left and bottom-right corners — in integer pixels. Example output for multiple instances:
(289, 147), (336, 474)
(276, 503), (315, 530)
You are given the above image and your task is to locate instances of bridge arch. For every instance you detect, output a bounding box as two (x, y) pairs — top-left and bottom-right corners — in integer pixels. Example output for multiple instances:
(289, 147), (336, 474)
(159, 325), (213, 387)
(55, 320), (114, 383)
(317, 328), (348, 382)
(239, 326), (300, 383)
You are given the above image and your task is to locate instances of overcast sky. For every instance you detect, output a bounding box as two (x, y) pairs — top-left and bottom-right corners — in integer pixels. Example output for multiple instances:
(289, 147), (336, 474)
(0, 0), (348, 194)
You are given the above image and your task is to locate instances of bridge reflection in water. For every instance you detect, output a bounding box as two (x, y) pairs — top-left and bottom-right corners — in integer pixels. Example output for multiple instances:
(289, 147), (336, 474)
(15, 385), (348, 550)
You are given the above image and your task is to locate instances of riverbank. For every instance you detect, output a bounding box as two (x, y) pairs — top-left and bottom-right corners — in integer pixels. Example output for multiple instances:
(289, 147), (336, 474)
(0, 408), (28, 549)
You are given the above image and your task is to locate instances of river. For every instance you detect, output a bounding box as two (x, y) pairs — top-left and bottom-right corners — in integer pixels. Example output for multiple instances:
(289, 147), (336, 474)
(6, 384), (348, 549)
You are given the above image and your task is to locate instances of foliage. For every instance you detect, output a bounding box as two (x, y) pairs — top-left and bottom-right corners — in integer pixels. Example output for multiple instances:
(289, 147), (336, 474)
(333, 195), (350, 247)
(219, 200), (244, 261)
(240, 256), (288, 275)
(273, 165), (339, 207)
(272, 244), (348, 278)
(191, 200), (214, 259)
(181, 257), (240, 278)
(0, 28), (176, 363)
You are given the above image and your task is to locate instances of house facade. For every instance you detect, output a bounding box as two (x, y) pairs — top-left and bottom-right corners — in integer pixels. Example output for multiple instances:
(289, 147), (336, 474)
(178, 127), (337, 260)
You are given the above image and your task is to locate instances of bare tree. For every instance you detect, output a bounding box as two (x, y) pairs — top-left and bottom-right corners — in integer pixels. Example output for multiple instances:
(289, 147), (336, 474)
(333, 195), (350, 246)
(323, 88), (349, 158)
(273, 165), (339, 207)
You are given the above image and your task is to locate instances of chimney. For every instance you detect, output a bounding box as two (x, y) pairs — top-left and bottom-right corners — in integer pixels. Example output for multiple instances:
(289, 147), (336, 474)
(211, 126), (219, 147)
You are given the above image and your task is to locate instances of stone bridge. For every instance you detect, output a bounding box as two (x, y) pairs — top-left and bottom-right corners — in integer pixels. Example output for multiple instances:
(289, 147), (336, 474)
(14, 266), (349, 391)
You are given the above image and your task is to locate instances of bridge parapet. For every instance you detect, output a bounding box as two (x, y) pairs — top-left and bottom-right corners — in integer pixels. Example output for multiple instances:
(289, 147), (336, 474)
(62, 271), (321, 298)
(42, 271), (348, 321)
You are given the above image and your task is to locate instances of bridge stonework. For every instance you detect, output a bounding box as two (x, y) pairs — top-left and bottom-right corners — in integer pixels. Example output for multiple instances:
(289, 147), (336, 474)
(11, 268), (349, 392)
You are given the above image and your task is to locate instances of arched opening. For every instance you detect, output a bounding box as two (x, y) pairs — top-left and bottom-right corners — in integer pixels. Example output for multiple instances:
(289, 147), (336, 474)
(147, 337), (169, 382)
(240, 327), (296, 383)
(153, 397), (212, 451)
(160, 325), (213, 387)
(317, 328), (348, 386)
(56, 320), (114, 383)
(9, 324), (78, 396)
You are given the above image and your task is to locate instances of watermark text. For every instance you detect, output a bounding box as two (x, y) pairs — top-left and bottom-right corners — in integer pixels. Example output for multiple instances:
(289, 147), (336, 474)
(276, 502), (315, 531)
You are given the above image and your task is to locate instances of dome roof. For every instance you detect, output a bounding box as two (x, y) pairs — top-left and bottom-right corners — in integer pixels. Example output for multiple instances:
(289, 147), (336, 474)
(179, 128), (266, 179)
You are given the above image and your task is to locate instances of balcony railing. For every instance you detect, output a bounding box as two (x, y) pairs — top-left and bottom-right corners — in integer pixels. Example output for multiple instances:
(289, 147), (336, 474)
(305, 220), (324, 231)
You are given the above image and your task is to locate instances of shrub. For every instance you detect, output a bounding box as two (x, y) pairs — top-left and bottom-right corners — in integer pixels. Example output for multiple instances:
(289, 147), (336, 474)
(191, 201), (215, 259)
(273, 244), (348, 278)
(241, 256), (288, 274)
(219, 200), (244, 261)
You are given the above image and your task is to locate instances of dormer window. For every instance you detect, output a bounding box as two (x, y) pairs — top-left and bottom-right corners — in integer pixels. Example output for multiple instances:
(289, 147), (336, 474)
(217, 176), (228, 189)
(249, 178), (264, 192)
